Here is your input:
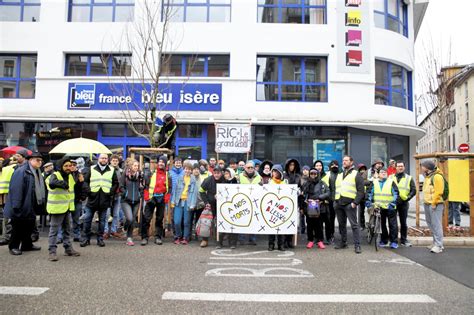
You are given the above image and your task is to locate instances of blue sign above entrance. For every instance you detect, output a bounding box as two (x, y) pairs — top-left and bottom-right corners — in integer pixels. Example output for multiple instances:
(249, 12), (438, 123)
(68, 82), (222, 111)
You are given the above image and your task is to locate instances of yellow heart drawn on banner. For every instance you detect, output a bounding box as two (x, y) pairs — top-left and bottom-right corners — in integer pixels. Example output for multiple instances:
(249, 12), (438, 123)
(260, 192), (295, 228)
(219, 193), (253, 227)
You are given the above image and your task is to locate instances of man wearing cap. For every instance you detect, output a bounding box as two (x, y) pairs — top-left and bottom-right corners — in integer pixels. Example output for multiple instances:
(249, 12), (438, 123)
(334, 155), (365, 254)
(0, 149), (29, 246)
(46, 158), (82, 261)
(80, 153), (119, 248)
(4, 151), (45, 255)
(42, 162), (54, 179)
(141, 155), (171, 246)
(392, 161), (416, 247)
(421, 160), (446, 254)
(237, 161), (262, 245)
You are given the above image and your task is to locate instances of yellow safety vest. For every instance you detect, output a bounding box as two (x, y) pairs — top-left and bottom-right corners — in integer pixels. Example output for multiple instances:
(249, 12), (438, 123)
(335, 170), (357, 200)
(148, 171), (169, 195)
(90, 167), (113, 193)
(392, 174), (412, 201)
(47, 172), (76, 214)
(239, 173), (262, 184)
(373, 178), (394, 209)
(322, 173), (329, 186)
(0, 164), (15, 194)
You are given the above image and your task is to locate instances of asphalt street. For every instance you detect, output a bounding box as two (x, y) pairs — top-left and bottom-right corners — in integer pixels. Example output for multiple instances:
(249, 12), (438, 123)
(0, 233), (473, 314)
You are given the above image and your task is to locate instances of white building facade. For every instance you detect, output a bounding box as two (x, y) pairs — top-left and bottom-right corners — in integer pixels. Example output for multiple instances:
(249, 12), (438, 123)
(0, 0), (427, 171)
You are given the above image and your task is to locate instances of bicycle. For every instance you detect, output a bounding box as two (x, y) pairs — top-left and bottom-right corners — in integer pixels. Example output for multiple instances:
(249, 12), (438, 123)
(366, 204), (382, 251)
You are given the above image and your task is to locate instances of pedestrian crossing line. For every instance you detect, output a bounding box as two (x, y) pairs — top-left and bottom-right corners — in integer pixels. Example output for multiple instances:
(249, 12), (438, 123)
(0, 286), (49, 296)
(162, 292), (436, 303)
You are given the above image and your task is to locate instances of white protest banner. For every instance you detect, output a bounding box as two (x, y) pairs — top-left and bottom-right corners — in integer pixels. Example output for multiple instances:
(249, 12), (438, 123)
(215, 124), (251, 153)
(216, 184), (298, 235)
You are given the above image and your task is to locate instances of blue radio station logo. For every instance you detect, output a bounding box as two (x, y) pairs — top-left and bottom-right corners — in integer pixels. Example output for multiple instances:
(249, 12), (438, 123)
(69, 84), (96, 109)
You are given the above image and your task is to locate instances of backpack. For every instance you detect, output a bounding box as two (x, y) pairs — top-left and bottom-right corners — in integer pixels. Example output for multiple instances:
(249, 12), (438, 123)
(196, 208), (214, 238)
(431, 174), (449, 200)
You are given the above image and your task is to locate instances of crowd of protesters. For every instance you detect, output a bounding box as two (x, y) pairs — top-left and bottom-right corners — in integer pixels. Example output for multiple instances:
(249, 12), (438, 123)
(0, 149), (451, 261)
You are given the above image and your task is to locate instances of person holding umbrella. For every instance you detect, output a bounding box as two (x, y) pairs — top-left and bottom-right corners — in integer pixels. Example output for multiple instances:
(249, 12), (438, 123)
(80, 153), (119, 248)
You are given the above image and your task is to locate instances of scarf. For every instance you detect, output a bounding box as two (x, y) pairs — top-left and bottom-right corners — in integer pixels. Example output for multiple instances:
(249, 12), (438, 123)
(30, 163), (46, 205)
(272, 178), (283, 184)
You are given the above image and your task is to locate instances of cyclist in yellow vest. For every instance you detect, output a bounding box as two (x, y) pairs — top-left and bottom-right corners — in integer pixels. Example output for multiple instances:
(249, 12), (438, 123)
(421, 160), (445, 254)
(366, 167), (400, 249)
(334, 155), (365, 254)
(47, 158), (82, 261)
(393, 161), (416, 247)
(80, 153), (119, 248)
(141, 155), (171, 246)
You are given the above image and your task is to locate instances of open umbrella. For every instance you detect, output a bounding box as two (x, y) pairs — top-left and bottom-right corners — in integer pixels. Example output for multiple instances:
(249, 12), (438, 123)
(49, 138), (112, 155)
(0, 146), (32, 155)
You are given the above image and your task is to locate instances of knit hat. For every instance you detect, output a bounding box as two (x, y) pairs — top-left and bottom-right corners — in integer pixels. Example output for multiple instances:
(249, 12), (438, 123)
(302, 165), (310, 171)
(158, 155), (168, 165)
(421, 160), (436, 171)
(357, 163), (367, 171)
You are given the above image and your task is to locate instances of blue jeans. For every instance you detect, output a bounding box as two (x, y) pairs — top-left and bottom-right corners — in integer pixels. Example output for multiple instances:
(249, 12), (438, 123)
(81, 206), (107, 241)
(173, 200), (191, 240)
(448, 202), (461, 226)
(104, 196), (121, 234)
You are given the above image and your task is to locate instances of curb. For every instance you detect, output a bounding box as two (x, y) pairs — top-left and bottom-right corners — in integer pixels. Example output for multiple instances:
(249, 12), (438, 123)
(409, 237), (474, 247)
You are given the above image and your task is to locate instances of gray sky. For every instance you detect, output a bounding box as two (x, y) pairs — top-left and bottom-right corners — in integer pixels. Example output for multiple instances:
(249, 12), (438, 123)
(415, 0), (474, 121)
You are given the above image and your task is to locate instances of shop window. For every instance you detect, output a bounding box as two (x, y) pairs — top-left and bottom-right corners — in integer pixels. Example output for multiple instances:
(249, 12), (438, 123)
(163, 0), (231, 23)
(65, 54), (131, 76)
(371, 136), (387, 166)
(0, 54), (36, 99)
(375, 60), (412, 110)
(68, 0), (134, 22)
(374, 0), (408, 37)
(160, 54), (229, 77)
(0, 0), (40, 22)
(257, 0), (326, 24)
(257, 56), (327, 102)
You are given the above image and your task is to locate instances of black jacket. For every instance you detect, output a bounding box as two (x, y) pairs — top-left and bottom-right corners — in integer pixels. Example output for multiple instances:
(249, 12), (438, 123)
(302, 178), (330, 214)
(328, 170), (339, 201)
(85, 164), (119, 209)
(338, 167), (365, 206)
(284, 158), (301, 186)
(120, 171), (144, 204)
(200, 175), (225, 214)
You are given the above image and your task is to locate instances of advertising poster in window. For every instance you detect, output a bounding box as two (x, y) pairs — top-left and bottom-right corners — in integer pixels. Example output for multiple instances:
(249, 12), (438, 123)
(215, 124), (252, 153)
(313, 140), (345, 172)
(337, 0), (371, 74)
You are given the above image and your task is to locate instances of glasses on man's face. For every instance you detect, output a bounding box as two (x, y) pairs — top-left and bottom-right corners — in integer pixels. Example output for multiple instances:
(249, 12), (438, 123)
(246, 166), (254, 169)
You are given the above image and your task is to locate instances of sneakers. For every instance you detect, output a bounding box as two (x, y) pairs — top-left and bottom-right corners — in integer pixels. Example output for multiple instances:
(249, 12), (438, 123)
(378, 241), (388, 248)
(155, 237), (163, 245)
(180, 239), (189, 245)
(80, 239), (90, 247)
(400, 241), (412, 247)
(306, 241), (314, 249)
(277, 245), (285, 251)
(141, 238), (148, 246)
(268, 243), (275, 251)
(174, 239), (181, 245)
(317, 241), (326, 249)
(355, 245), (362, 254)
(97, 239), (105, 247)
(126, 238), (135, 246)
(64, 249), (80, 257)
(430, 246), (443, 254)
(200, 240), (208, 248)
(334, 242), (348, 249)
(390, 242), (399, 249)
(49, 253), (58, 262)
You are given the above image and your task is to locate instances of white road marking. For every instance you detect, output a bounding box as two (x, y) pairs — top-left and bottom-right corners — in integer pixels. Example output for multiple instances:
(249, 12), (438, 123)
(208, 257), (303, 266)
(211, 249), (294, 257)
(205, 267), (314, 278)
(368, 258), (422, 267)
(0, 286), (49, 296)
(162, 292), (436, 303)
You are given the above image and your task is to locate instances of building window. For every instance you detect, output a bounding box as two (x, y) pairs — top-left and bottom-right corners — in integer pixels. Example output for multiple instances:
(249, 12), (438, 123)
(65, 54), (132, 76)
(466, 102), (469, 123)
(256, 56), (327, 102)
(0, 0), (40, 22)
(375, 60), (412, 110)
(257, 0), (326, 24)
(0, 55), (37, 98)
(163, 0), (231, 23)
(465, 82), (469, 100)
(160, 54), (230, 77)
(374, 0), (408, 37)
(68, 0), (134, 22)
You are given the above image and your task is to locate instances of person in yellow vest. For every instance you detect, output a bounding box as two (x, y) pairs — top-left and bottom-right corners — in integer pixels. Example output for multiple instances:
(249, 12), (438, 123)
(366, 167), (400, 249)
(237, 160), (262, 246)
(141, 155), (171, 246)
(393, 161), (416, 247)
(334, 155), (365, 254)
(47, 158), (82, 261)
(421, 160), (445, 254)
(80, 153), (119, 248)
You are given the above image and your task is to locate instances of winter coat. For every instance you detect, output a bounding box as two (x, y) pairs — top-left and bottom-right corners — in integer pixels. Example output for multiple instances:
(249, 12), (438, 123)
(120, 171), (144, 204)
(284, 158), (301, 186)
(49, 169), (86, 204)
(85, 164), (119, 210)
(200, 175), (225, 214)
(171, 174), (198, 210)
(4, 163), (44, 219)
(302, 178), (330, 214)
(169, 166), (183, 195)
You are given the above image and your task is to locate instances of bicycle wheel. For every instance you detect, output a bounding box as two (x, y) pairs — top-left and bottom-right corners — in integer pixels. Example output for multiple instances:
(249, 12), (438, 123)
(374, 215), (382, 252)
(366, 216), (375, 244)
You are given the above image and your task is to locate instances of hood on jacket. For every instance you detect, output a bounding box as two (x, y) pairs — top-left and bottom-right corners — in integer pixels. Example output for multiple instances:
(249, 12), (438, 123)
(259, 160), (274, 176)
(271, 164), (284, 179)
(284, 158), (301, 175)
(371, 158), (385, 168)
